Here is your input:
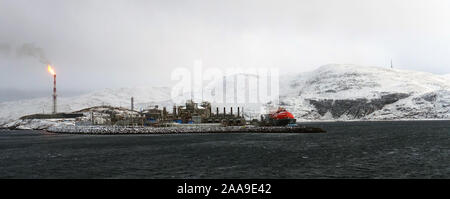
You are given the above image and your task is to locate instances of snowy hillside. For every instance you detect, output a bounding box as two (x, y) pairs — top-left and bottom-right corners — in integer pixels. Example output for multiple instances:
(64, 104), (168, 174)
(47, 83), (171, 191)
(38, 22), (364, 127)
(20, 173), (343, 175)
(444, 74), (450, 80)
(281, 64), (450, 120)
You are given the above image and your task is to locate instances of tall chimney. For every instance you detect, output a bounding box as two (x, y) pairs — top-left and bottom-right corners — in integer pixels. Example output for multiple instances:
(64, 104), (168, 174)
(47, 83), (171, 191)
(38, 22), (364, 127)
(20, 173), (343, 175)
(234, 75), (237, 104)
(52, 74), (57, 114)
(223, 107), (226, 116)
(131, 97), (134, 111)
(238, 107), (240, 117)
(216, 107), (219, 116)
(223, 76), (227, 104)
(231, 107), (233, 116)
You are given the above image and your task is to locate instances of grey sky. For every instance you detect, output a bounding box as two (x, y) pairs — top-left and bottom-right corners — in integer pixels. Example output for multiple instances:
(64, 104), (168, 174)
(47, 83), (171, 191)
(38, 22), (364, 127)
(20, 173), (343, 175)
(1, 0), (449, 93)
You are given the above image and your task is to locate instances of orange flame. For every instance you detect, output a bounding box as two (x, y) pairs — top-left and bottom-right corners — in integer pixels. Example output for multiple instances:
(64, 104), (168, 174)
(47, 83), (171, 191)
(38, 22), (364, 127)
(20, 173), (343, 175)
(47, 65), (55, 75)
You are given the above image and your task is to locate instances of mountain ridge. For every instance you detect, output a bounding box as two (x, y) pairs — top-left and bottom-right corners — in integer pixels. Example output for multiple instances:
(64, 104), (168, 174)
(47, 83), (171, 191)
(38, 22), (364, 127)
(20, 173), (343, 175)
(280, 64), (450, 120)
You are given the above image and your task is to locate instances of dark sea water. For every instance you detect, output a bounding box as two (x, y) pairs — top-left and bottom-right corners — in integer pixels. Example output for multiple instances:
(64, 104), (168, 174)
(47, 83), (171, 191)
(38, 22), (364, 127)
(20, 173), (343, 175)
(0, 121), (448, 179)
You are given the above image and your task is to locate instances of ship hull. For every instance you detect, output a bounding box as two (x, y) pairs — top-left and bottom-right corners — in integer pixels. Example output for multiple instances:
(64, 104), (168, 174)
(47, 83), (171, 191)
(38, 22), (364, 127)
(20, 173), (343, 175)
(272, 118), (297, 126)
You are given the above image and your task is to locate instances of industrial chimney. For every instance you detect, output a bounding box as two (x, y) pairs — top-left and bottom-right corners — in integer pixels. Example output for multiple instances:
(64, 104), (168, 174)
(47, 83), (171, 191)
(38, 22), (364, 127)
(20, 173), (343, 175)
(53, 73), (57, 114)
(47, 65), (57, 114)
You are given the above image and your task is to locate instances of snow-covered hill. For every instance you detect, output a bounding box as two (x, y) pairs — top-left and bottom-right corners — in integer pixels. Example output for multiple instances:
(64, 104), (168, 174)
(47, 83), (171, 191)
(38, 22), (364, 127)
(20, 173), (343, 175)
(443, 74), (450, 80)
(281, 64), (450, 120)
(1, 64), (450, 127)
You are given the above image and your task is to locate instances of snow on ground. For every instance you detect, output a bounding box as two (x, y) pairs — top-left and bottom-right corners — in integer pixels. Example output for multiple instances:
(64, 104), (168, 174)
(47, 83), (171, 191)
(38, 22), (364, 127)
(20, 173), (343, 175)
(3, 119), (76, 130)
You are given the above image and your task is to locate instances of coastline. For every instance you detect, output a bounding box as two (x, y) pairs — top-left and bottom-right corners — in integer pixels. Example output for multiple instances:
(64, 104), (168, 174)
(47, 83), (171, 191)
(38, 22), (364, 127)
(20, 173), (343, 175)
(46, 125), (326, 135)
(2, 118), (450, 131)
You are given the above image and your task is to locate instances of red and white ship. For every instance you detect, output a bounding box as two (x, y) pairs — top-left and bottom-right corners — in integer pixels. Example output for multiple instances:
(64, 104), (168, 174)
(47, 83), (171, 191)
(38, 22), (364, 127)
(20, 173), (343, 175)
(260, 107), (297, 126)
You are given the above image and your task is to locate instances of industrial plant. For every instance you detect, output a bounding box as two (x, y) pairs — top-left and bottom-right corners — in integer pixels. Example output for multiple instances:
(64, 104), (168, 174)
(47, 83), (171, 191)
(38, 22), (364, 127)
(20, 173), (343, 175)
(13, 64), (325, 134)
(79, 99), (247, 127)
(69, 98), (293, 128)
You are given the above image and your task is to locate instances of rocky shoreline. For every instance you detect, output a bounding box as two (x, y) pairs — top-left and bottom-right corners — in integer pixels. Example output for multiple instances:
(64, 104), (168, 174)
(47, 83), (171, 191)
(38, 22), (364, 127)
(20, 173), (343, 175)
(47, 125), (326, 135)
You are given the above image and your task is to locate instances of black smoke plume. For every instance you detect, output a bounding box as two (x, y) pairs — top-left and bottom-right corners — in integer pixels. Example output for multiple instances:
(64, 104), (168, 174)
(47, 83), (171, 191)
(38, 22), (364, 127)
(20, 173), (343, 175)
(16, 43), (50, 64)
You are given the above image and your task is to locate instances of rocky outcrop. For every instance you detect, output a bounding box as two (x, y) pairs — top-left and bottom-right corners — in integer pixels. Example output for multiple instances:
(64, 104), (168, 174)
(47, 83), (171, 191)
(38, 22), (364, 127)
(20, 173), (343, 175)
(308, 93), (410, 119)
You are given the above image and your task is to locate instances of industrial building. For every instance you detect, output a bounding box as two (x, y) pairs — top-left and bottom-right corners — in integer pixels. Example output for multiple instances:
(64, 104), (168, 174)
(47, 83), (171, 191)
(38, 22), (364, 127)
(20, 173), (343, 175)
(141, 100), (245, 126)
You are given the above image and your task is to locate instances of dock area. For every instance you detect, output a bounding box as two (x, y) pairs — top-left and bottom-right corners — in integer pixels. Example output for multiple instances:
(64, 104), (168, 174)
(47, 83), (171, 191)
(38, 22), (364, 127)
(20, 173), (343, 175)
(47, 125), (326, 135)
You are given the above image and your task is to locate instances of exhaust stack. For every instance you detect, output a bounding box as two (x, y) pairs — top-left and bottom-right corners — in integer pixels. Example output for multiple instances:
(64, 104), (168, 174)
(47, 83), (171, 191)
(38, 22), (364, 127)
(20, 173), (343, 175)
(47, 65), (57, 114)
(53, 74), (57, 114)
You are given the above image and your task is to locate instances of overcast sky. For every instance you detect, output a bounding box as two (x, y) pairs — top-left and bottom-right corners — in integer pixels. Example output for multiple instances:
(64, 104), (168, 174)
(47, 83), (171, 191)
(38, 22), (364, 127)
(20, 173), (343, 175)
(1, 0), (450, 94)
